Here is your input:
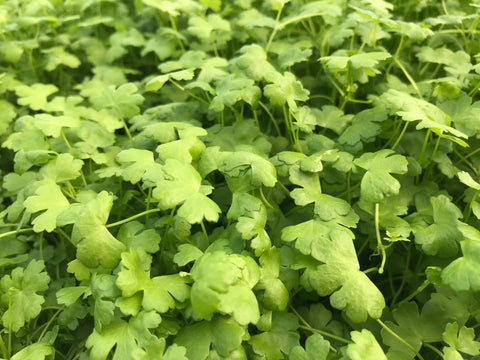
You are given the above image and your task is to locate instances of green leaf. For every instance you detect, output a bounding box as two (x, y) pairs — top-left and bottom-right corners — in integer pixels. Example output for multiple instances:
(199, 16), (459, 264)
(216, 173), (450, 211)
(42, 46), (81, 71)
(56, 286), (90, 306)
(443, 322), (480, 356)
(92, 83), (144, 118)
(0, 260), (50, 332)
(190, 250), (260, 325)
(117, 221), (161, 253)
(264, 72), (310, 112)
(210, 74), (262, 112)
(256, 247), (289, 311)
(289, 334), (330, 360)
(347, 329), (387, 360)
(233, 44), (278, 82)
(116, 249), (190, 313)
(442, 226), (480, 291)
(86, 311), (163, 360)
(15, 83), (58, 111)
(175, 317), (246, 360)
(413, 195), (463, 257)
(0, 100), (16, 136)
(417, 47), (472, 77)
(283, 221), (384, 322)
(173, 244), (204, 266)
(71, 191), (126, 268)
(250, 311), (300, 360)
(458, 171), (480, 190)
(219, 151), (277, 192)
(145, 69), (195, 92)
(354, 149), (408, 203)
(24, 180), (70, 232)
(7, 343), (53, 360)
(152, 159), (221, 224)
(200, 0), (221, 11)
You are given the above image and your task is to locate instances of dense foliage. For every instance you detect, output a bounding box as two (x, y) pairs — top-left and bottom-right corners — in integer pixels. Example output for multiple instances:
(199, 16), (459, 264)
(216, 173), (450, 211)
(1, 0), (480, 359)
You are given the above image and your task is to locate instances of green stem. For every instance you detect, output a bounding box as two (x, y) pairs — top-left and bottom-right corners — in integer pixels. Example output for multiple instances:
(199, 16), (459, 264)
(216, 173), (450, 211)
(418, 129), (431, 165)
(259, 186), (274, 209)
(464, 190), (480, 222)
(169, 79), (210, 105)
(105, 209), (162, 228)
(121, 117), (134, 144)
(0, 228), (34, 239)
(265, 6), (284, 53)
(399, 279), (430, 304)
(395, 59), (422, 98)
(424, 343), (444, 358)
(377, 319), (425, 360)
(200, 221), (209, 247)
(391, 121), (409, 150)
(37, 308), (63, 342)
(145, 188), (152, 228)
(290, 305), (351, 345)
(253, 108), (260, 129)
(0, 335), (8, 360)
(60, 129), (73, 152)
(169, 14), (185, 52)
(259, 101), (281, 136)
(375, 203), (387, 274)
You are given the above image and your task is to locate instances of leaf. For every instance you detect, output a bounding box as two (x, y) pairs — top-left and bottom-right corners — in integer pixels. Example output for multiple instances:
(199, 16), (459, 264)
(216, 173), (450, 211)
(210, 74), (262, 111)
(0, 100), (16, 136)
(24, 180), (70, 232)
(219, 151), (277, 192)
(442, 226), (480, 291)
(86, 311), (163, 360)
(233, 44), (278, 82)
(190, 250), (260, 325)
(56, 286), (90, 306)
(71, 191), (126, 268)
(458, 171), (480, 190)
(7, 343), (53, 360)
(152, 159), (221, 224)
(116, 249), (190, 313)
(413, 195), (463, 257)
(289, 334), (330, 360)
(443, 322), (480, 356)
(255, 247), (289, 311)
(250, 311), (300, 360)
(173, 244), (204, 266)
(347, 329), (387, 360)
(15, 83), (59, 111)
(116, 221), (161, 253)
(145, 69), (195, 92)
(92, 83), (144, 118)
(0, 260), (50, 332)
(264, 72), (310, 112)
(416, 47), (472, 77)
(283, 221), (384, 322)
(354, 149), (408, 203)
(42, 46), (81, 71)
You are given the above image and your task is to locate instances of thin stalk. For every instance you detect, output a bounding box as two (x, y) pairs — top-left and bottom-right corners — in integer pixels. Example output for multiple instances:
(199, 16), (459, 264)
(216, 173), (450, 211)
(464, 190), (480, 223)
(418, 129), (431, 165)
(391, 122), (409, 150)
(253, 108), (260, 129)
(121, 118), (134, 144)
(37, 308), (63, 342)
(395, 59), (422, 98)
(60, 129), (73, 152)
(423, 343), (444, 358)
(259, 186), (274, 209)
(105, 209), (161, 228)
(169, 14), (185, 52)
(200, 221), (209, 247)
(169, 79), (210, 105)
(0, 335), (8, 360)
(399, 279), (430, 304)
(0, 228), (34, 239)
(376, 319), (425, 360)
(145, 188), (152, 228)
(259, 101), (281, 135)
(375, 203), (387, 274)
(265, 5), (284, 53)
(290, 305), (350, 345)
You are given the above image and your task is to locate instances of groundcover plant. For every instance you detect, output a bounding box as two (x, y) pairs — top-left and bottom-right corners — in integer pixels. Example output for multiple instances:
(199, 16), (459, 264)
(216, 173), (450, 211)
(1, 0), (480, 359)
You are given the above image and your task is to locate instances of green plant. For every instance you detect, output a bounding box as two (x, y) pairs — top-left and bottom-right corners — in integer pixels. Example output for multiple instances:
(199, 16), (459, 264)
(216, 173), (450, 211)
(1, 0), (480, 359)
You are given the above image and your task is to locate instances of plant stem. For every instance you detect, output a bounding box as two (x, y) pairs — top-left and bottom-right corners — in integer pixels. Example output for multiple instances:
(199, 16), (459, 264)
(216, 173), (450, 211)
(375, 203), (387, 274)
(265, 5), (284, 53)
(105, 209), (161, 228)
(376, 319), (425, 360)
(0, 228), (34, 239)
